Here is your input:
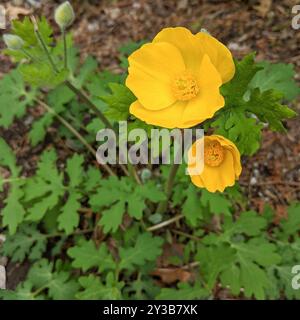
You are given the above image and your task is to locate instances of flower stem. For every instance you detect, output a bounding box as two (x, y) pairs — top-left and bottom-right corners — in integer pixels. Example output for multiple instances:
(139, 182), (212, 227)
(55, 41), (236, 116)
(36, 98), (116, 176)
(156, 163), (180, 214)
(31, 15), (59, 73)
(31, 15), (133, 180)
(64, 80), (114, 131)
(21, 49), (35, 61)
(146, 214), (184, 232)
(62, 28), (68, 69)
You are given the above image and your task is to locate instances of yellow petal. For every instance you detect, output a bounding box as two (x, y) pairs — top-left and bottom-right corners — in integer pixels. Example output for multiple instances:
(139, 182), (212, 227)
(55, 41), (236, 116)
(187, 135), (242, 192)
(153, 27), (203, 71)
(195, 32), (235, 83)
(129, 100), (188, 128)
(200, 150), (236, 192)
(208, 135), (242, 178)
(190, 174), (205, 188)
(126, 42), (185, 110)
(182, 55), (224, 125)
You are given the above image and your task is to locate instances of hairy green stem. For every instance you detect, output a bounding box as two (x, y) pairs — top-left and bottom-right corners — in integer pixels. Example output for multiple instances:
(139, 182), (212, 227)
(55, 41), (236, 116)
(37, 98), (116, 176)
(64, 80), (114, 131)
(31, 15), (59, 73)
(62, 28), (68, 69)
(31, 15), (137, 181)
(146, 214), (184, 232)
(156, 163), (180, 214)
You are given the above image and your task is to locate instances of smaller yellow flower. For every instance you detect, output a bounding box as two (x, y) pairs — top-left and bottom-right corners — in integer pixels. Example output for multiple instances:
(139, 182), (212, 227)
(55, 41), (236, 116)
(188, 135), (242, 192)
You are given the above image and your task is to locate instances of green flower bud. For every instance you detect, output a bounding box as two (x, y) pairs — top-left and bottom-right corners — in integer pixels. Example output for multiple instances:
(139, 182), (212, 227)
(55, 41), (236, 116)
(200, 28), (210, 35)
(54, 1), (75, 30)
(141, 168), (152, 183)
(3, 34), (24, 50)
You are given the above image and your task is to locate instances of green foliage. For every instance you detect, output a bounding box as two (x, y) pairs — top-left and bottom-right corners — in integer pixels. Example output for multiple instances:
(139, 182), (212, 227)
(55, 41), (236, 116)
(0, 138), (25, 234)
(89, 176), (165, 233)
(1, 224), (46, 262)
(119, 233), (163, 270)
(102, 83), (136, 121)
(156, 282), (209, 300)
(23, 151), (85, 234)
(0, 70), (37, 128)
(249, 61), (300, 101)
(213, 53), (297, 155)
(67, 240), (116, 272)
(1, 14), (300, 302)
(0, 259), (79, 300)
(179, 185), (232, 226)
(212, 110), (263, 155)
(77, 274), (123, 300)
(245, 88), (296, 132)
(195, 209), (300, 300)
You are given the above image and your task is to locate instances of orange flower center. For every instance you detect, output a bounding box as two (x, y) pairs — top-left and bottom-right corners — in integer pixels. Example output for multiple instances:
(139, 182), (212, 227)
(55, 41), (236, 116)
(204, 140), (225, 167)
(172, 71), (199, 101)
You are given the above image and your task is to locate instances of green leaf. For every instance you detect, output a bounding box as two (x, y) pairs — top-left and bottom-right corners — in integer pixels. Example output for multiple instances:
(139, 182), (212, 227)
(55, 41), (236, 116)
(67, 239), (116, 272)
(201, 190), (232, 216)
(0, 223), (46, 262)
(90, 176), (163, 233)
(11, 16), (52, 47)
(0, 281), (37, 300)
(277, 203), (300, 239)
(29, 113), (53, 146)
(24, 150), (84, 233)
(0, 138), (25, 234)
(100, 200), (126, 234)
(0, 70), (37, 128)
(29, 84), (75, 146)
(221, 53), (262, 106)
(119, 233), (163, 270)
(225, 211), (268, 237)
(77, 274), (123, 300)
(74, 56), (98, 88)
(102, 83), (135, 121)
(19, 63), (69, 88)
(156, 282), (209, 300)
(212, 110), (262, 155)
(249, 61), (300, 101)
(245, 88), (296, 132)
(66, 154), (84, 188)
(27, 259), (79, 300)
(182, 184), (203, 226)
(57, 192), (81, 234)
(24, 150), (64, 221)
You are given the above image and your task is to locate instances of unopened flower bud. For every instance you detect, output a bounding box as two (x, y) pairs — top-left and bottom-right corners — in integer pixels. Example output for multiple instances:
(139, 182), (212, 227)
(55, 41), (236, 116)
(3, 34), (24, 50)
(54, 1), (75, 30)
(141, 168), (152, 183)
(200, 28), (210, 35)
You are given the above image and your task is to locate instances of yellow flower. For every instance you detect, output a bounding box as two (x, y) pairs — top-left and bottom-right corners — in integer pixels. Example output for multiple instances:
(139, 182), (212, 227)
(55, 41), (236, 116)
(188, 135), (242, 192)
(126, 27), (235, 128)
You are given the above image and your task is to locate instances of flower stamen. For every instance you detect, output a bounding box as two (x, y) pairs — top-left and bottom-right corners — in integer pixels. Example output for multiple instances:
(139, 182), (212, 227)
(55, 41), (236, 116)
(204, 140), (225, 167)
(172, 71), (199, 101)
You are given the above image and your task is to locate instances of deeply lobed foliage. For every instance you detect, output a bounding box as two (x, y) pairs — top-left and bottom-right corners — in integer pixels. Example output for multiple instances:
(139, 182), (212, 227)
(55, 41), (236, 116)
(0, 13), (299, 300)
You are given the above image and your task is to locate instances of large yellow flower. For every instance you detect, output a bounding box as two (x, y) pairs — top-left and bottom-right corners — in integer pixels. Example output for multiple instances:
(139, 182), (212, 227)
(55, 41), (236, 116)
(126, 27), (235, 128)
(188, 135), (242, 192)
